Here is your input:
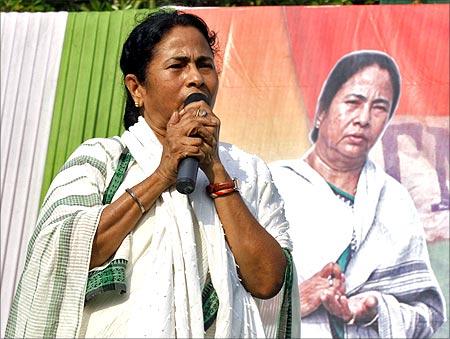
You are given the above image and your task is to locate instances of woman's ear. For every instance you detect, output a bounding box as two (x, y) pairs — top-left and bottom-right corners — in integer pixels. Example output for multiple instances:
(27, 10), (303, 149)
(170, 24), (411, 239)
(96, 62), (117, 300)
(124, 74), (145, 108)
(315, 111), (326, 128)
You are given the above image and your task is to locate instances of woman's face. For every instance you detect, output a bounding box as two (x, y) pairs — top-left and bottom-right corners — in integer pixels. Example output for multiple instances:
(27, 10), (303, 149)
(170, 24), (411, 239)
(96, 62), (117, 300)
(316, 65), (393, 165)
(140, 25), (219, 127)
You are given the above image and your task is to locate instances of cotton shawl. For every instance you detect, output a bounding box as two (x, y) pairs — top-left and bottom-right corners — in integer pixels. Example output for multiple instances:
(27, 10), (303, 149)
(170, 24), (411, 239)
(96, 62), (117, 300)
(270, 152), (446, 338)
(6, 116), (299, 338)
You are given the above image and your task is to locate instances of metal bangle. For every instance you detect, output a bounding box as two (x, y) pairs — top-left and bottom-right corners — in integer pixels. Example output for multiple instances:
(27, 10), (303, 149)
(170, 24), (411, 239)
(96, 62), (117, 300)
(362, 313), (379, 327)
(345, 313), (356, 325)
(125, 188), (146, 215)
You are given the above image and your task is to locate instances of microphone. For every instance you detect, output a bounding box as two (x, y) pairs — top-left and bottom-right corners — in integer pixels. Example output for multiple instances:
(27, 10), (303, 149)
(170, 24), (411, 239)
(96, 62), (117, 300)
(176, 92), (210, 194)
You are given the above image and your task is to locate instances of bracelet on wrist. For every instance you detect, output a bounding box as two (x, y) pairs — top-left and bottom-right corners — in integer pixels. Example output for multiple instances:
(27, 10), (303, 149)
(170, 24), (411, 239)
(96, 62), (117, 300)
(345, 313), (356, 326)
(362, 313), (379, 327)
(206, 178), (239, 199)
(125, 188), (146, 215)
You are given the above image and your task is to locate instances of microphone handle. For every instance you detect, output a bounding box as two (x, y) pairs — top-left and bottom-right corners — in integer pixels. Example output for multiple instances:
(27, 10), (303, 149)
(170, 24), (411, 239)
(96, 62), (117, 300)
(176, 157), (199, 194)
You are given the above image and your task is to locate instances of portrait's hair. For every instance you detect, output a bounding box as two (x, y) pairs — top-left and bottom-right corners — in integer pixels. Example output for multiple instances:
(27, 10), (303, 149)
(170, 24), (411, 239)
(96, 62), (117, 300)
(311, 50), (401, 143)
(120, 9), (218, 129)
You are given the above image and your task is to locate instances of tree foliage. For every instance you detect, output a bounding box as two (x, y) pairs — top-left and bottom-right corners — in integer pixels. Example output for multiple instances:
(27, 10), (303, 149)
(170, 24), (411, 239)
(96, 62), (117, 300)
(1, 0), (381, 12)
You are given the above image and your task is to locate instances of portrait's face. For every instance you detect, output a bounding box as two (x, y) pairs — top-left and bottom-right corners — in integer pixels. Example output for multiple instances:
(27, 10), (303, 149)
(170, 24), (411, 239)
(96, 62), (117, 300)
(140, 25), (219, 125)
(316, 64), (393, 164)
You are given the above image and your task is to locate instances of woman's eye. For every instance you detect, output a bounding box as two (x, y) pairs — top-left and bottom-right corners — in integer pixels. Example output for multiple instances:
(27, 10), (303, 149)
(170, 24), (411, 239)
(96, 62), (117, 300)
(169, 64), (183, 69)
(373, 105), (388, 112)
(345, 100), (359, 106)
(199, 63), (214, 69)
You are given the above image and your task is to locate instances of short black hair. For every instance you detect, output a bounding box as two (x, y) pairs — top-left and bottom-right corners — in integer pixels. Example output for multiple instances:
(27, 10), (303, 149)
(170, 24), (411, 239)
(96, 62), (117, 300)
(120, 9), (218, 129)
(311, 50), (401, 143)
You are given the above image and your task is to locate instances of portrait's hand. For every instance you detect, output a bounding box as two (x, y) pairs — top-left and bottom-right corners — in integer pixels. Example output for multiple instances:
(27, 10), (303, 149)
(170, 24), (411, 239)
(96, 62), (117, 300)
(321, 290), (378, 327)
(347, 294), (378, 325)
(300, 262), (345, 317)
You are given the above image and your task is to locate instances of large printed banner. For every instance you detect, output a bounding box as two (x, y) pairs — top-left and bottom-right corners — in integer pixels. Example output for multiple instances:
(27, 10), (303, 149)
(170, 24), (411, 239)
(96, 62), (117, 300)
(193, 5), (449, 243)
(1, 4), (448, 336)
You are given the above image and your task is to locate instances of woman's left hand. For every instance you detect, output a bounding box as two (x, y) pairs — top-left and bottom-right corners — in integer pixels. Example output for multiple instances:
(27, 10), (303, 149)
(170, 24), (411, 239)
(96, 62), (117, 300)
(320, 287), (354, 322)
(348, 294), (378, 325)
(177, 101), (222, 181)
(321, 291), (378, 326)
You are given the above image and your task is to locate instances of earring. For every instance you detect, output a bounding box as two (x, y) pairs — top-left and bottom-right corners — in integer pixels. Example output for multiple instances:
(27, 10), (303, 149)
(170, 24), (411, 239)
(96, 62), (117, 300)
(315, 121), (320, 129)
(134, 101), (140, 108)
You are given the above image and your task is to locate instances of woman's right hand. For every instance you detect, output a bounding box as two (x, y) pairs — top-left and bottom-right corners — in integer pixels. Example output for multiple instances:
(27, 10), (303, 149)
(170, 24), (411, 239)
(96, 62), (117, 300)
(155, 102), (219, 187)
(153, 110), (186, 186)
(300, 262), (345, 317)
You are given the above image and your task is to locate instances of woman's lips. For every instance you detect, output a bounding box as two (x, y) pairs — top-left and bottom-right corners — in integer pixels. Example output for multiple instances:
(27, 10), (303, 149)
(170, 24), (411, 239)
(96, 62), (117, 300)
(346, 134), (367, 144)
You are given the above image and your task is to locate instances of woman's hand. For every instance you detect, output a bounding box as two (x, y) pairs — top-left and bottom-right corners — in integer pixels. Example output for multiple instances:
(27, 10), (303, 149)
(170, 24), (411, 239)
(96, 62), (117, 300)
(155, 101), (221, 185)
(347, 294), (378, 325)
(300, 263), (345, 317)
(321, 281), (378, 327)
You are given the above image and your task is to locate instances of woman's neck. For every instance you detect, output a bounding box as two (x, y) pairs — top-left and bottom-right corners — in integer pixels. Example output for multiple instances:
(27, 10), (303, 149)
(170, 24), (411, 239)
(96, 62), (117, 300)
(306, 146), (364, 195)
(144, 115), (167, 144)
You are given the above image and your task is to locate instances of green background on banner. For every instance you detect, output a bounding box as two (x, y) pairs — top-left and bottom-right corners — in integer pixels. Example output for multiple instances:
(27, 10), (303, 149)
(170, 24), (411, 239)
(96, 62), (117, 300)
(41, 9), (151, 202)
(428, 240), (449, 339)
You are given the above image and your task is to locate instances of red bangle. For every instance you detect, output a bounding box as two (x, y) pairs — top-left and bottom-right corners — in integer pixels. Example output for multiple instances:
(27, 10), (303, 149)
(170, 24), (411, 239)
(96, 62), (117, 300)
(206, 178), (239, 199)
(209, 187), (237, 199)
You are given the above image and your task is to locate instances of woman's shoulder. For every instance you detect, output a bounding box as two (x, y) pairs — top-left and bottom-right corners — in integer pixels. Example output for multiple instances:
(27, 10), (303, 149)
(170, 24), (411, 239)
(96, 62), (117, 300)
(269, 159), (304, 175)
(366, 159), (416, 210)
(68, 136), (125, 162)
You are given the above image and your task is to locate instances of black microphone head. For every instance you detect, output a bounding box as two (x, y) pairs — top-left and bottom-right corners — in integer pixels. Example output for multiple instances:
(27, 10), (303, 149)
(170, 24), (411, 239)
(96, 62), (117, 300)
(184, 92), (210, 106)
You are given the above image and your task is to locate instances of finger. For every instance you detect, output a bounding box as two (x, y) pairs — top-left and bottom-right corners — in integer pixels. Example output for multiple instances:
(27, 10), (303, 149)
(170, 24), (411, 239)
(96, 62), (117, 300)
(337, 294), (351, 310)
(167, 110), (180, 126)
(330, 263), (342, 276)
(321, 289), (340, 307)
(364, 295), (378, 310)
(178, 144), (205, 162)
(321, 262), (341, 278)
(321, 292), (343, 316)
(195, 127), (217, 148)
(360, 296), (378, 321)
(334, 295), (354, 321)
(174, 115), (217, 139)
(182, 102), (211, 118)
(180, 135), (203, 147)
(333, 275), (346, 295)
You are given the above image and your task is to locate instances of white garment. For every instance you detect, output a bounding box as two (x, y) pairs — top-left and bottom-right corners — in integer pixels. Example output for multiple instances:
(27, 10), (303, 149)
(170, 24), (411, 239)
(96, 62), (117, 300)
(270, 152), (446, 338)
(81, 117), (297, 338)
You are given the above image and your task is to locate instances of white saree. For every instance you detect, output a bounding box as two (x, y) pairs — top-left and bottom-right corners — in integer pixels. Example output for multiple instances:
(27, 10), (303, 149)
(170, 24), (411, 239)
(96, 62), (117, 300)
(270, 151), (446, 338)
(6, 117), (300, 338)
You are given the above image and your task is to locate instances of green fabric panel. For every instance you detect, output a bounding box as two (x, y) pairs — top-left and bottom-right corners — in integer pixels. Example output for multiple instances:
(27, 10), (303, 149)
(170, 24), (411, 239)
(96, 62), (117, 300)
(40, 10), (149, 203)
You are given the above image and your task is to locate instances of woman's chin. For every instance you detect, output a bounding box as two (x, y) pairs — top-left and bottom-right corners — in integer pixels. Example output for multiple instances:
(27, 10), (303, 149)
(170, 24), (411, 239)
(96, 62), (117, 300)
(341, 146), (369, 161)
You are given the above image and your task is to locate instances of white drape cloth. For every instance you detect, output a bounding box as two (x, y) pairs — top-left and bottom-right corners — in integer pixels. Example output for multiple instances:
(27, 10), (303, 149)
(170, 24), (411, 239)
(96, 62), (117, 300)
(7, 115), (299, 338)
(81, 116), (296, 338)
(270, 151), (446, 338)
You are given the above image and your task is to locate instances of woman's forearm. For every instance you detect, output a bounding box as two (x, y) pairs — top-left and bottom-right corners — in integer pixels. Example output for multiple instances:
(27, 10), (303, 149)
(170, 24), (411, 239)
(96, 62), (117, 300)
(208, 165), (286, 299)
(89, 171), (170, 268)
(216, 195), (286, 298)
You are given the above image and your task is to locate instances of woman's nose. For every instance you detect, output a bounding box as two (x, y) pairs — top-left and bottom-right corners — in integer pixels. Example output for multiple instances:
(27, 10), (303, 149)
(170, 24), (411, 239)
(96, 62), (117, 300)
(354, 105), (371, 127)
(186, 65), (204, 87)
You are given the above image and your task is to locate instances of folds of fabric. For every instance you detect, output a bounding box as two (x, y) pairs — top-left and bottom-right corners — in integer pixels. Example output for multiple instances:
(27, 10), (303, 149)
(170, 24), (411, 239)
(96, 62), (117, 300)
(270, 154), (446, 338)
(8, 115), (299, 338)
(5, 137), (125, 338)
